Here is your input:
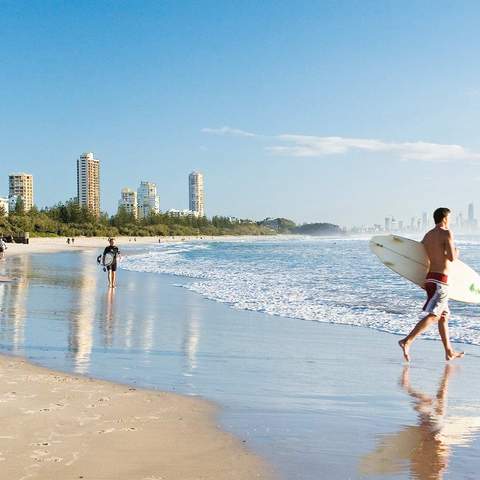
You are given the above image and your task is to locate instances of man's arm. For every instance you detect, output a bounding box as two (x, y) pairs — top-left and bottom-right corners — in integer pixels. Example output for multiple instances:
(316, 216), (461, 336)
(445, 230), (458, 261)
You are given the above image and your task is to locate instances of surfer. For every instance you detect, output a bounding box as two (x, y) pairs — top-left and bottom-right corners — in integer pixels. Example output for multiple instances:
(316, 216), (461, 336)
(399, 207), (464, 362)
(102, 238), (121, 288)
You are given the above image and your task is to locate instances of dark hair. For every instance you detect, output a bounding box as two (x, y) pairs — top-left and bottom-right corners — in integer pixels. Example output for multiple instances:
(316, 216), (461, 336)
(433, 207), (451, 224)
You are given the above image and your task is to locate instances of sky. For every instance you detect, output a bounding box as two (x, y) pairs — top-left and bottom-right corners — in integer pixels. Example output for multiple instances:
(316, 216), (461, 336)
(1, 0), (480, 227)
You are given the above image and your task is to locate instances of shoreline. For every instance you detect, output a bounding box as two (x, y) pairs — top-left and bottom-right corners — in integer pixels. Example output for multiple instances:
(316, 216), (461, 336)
(3, 238), (480, 479)
(0, 354), (273, 480)
(0, 239), (275, 479)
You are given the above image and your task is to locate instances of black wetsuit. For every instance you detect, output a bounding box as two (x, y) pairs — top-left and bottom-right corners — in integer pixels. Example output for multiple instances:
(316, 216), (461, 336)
(103, 246), (120, 271)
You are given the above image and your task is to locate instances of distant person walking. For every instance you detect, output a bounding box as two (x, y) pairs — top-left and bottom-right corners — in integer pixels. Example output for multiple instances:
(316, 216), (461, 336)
(0, 237), (6, 260)
(399, 208), (464, 362)
(102, 238), (121, 288)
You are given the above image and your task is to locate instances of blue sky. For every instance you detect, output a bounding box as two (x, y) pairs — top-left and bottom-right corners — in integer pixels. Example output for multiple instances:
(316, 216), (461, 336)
(1, 0), (480, 226)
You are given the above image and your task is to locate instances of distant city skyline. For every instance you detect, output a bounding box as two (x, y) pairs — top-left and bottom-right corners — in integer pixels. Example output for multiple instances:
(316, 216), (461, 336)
(2, 2), (480, 225)
(353, 202), (479, 235)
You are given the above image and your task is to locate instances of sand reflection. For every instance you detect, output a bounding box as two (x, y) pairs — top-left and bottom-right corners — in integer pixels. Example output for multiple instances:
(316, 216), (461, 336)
(68, 253), (96, 373)
(0, 255), (30, 353)
(360, 365), (480, 479)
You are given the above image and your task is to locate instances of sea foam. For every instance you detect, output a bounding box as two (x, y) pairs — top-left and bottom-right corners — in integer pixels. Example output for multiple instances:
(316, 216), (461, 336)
(121, 237), (480, 347)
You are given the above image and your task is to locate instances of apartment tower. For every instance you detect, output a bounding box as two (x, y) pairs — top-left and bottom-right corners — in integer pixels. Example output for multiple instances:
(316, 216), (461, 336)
(77, 152), (100, 216)
(137, 181), (160, 219)
(8, 173), (34, 212)
(189, 171), (205, 217)
(118, 188), (138, 219)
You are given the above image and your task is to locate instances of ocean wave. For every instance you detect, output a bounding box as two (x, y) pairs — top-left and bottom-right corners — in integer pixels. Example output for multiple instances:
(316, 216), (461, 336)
(121, 238), (480, 347)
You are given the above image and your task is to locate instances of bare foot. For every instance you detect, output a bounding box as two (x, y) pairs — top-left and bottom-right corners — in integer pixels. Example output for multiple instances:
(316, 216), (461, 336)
(399, 339), (410, 362)
(446, 350), (465, 361)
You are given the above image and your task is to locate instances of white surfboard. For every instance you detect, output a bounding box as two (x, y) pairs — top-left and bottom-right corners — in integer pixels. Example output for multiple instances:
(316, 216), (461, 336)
(103, 252), (115, 267)
(370, 234), (480, 304)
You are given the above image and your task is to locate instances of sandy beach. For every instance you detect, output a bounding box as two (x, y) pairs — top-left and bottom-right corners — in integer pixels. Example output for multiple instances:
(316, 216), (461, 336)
(0, 238), (273, 480)
(0, 355), (271, 480)
(2, 238), (480, 479)
(2, 235), (221, 256)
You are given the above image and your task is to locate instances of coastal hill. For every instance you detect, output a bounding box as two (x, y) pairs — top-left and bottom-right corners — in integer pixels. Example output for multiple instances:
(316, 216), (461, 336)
(258, 218), (344, 236)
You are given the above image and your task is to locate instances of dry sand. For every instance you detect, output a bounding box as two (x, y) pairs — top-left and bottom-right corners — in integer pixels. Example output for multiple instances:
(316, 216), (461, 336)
(3, 235), (215, 256)
(0, 238), (274, 479)
(0, 355), (272, 480)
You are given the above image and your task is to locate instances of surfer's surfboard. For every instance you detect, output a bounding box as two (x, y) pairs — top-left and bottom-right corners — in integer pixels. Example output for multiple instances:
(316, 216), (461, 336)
(370, 234), (480, 304)
(103, 252), (115, 267)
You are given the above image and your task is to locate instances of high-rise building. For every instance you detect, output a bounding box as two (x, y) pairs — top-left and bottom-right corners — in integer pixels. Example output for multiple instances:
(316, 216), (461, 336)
(384, 217), (391, 232)
(189, 171), (205, 217)
(118, 188), (138, 219)
(8, 173), (34, 212)
(468, 203), (474, 221)
(422, 212), (428, 230)
(77, 152), (100, 216)
(137, 181), (160, 219)
(467, 202), (477, 230)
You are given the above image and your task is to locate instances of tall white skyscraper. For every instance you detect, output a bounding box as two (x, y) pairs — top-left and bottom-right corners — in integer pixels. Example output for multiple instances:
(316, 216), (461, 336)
(422, 211), (428, 230)
(118, 188), (138, 219)
(468, 202), (474, 222)
(9, 173), (34, 212)
(189, 171), (205, 217)
(77, 152), (100, 216)
(137, 181), (160, 219)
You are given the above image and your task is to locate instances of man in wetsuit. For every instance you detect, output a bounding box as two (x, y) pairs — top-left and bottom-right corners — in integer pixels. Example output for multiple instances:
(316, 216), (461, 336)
(399, 208), (464, 362)
(102, 238), (121, 288)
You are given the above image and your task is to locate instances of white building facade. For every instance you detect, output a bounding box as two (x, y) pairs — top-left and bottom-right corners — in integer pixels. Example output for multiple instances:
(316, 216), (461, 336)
(137, 181), (160, 219)
(166, 208), (199, 218)
(77, 152), (100, 216)
(189, 171), (205, 217)
(8, 173), (34, 212)
(118, 188), (138, 219)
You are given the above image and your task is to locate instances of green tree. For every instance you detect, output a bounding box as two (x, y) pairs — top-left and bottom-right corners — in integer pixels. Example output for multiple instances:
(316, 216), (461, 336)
(14, 197), (25, 215)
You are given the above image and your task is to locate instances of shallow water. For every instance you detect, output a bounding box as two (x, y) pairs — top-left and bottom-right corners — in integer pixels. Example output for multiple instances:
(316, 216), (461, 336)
(121, 236), (480, 346)
(1, 244), (480, 479)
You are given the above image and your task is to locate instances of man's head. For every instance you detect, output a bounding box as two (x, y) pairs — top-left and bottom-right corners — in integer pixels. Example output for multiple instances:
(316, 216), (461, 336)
(433, 207), (451, 227)
(109, 237), (115, 246)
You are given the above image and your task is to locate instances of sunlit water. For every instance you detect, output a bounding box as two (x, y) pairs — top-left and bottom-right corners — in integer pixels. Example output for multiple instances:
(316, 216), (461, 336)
(1, 237), (480, 479)
(122, 236), (480, 346)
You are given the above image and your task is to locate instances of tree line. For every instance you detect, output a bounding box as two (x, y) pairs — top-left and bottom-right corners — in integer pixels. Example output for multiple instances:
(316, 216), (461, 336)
(0, 200), (276, 237)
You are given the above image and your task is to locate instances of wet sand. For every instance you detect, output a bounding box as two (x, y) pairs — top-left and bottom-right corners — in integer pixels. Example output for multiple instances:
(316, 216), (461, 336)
(0, 240), (274, 479)
(0, 355), (272, 480)
(2, 241), (480, 479)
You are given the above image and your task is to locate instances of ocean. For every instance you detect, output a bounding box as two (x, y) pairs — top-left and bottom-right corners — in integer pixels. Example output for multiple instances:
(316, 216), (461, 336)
(121, 236), (480, 347)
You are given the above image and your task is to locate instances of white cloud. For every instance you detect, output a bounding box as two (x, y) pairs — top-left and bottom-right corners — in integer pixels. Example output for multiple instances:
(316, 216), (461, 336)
(201, 126), (257, 137)
(202, 126), (480, 162)
(267, 135), (480, 162)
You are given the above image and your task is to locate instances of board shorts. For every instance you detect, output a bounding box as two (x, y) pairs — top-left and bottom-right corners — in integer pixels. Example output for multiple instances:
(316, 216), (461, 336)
(422, 272), (449, 318)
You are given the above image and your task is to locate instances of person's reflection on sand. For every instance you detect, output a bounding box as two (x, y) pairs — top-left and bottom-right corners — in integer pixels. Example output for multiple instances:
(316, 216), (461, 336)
(360, 365), (480, 479)
(100, 287), (116, 347)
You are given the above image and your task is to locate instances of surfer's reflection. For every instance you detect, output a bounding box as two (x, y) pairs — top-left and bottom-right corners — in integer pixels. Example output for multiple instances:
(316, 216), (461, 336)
(100, 287), (116, 347)
(360, 365), (480, 479)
